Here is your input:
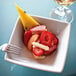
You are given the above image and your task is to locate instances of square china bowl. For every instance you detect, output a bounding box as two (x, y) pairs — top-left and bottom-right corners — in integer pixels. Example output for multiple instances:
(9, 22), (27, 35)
(5, 15), (71, 73)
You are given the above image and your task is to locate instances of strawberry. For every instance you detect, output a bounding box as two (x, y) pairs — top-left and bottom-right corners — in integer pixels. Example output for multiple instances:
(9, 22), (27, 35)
(44, 45), (57, 55)
(33, 54), (45, 59)
(33, 47), (44, 56)
(50, 35), (59, 46)
(52, 35), (59, 45)
(27, 34), (39, 51)
(40, 31), (53, 47)
(24, 31), (32, 46)
(30, 25), (47, 34)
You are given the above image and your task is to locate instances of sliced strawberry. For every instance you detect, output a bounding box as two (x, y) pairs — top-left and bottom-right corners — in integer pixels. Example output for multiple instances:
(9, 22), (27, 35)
(27, 34), (39, 51)
(53, 35), (59, 45)
(33, 47), (44, 56)
(24, 31), (32, 46)
(50, 35), (59, 46)
(40, 31), (53, 47)
(44, 45), (57, 55)
(33, 54), (45, 59)
(30, 25), (47, 34)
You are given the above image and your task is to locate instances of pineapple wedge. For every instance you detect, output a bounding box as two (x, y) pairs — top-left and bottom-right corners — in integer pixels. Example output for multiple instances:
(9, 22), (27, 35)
(15, 4), (39, 30)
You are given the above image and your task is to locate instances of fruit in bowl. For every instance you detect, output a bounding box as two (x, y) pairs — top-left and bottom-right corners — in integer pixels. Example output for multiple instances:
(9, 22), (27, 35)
(16, 4), (59, 59)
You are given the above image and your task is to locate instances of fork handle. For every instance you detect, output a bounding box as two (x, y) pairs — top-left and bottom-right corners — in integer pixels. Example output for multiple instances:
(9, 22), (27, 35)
(0, 43), (8, 52)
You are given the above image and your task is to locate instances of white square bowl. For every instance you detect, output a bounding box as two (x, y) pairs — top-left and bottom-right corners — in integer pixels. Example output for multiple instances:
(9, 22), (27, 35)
(5, 15), (71, 73)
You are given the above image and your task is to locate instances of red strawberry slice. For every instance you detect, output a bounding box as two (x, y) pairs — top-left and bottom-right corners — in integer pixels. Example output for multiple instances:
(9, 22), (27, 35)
(44, 45), (57, 55)
(53, 35), (59, 45)
(30, 25), (47, 34)
(33, 54), (45, 59)
(40, 31), (53, 47)
(50, 35), (59, 46)
(24, 31), (32, 46)
(33, 47), (44, 56)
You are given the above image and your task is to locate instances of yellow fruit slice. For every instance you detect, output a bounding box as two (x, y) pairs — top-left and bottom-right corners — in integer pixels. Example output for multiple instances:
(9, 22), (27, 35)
(15, 4), (39, 30)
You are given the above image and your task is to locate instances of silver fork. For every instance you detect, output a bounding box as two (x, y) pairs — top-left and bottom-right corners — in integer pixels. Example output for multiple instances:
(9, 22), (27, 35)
(0, 43), (22, 55)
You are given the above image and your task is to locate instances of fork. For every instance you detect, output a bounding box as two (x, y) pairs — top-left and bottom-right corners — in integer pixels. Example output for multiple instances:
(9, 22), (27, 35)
(0, 43), (22, 55)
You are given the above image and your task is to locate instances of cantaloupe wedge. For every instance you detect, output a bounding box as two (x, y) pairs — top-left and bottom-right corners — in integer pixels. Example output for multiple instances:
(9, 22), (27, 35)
(15, 3), (39, 30)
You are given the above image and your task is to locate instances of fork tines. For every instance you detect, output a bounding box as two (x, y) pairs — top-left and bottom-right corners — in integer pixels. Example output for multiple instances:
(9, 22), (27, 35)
(7, 44), (22, 55)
